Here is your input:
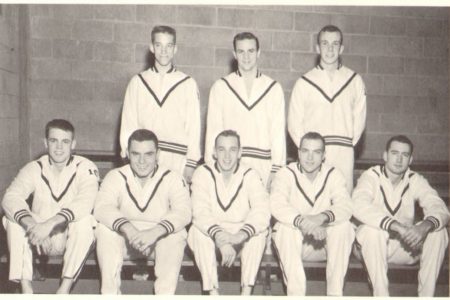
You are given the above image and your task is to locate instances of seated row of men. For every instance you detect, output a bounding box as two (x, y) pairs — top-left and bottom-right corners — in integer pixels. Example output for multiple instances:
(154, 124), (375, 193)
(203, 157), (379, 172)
(2, 119), (449, 296)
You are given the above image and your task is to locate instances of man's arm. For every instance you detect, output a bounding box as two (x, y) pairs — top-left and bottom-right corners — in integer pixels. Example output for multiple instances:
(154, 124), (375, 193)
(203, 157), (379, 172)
(183, 79), (202, 183)
(204, 81), (224, 165)
(352, 74), (367, 145)
(269, 83), (286, 187)
(120, 76), (140, 158)
(287, 79), (306, 148)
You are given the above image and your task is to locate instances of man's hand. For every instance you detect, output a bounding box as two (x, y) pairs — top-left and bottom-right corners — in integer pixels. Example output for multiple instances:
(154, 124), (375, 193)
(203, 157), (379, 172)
(119, 222), (139, 242)
(299, 214), (327, 235)
(389, 221), (408, 237)
(402, 221), (433, 250)
(183, 166), (196, 185)
(229, 231), (248, 246)
(36, 238), (53, 256)
(219, 244), (237, 267)
(27, 221), (55, 245)
(214, 231), (232, 248)
(310, 226), (327, 241)
(130, 225), (167, 254)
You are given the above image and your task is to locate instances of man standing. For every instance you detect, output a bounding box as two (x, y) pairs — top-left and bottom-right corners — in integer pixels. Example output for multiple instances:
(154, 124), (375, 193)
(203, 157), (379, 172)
(94, 129), (191, 294)
(205, 32), (286, 190)
(288, 25), (366, 192)
(353, 135), (449, 297)
(188, 130), (270, 295)
(2, 119), (99, 294)
(270, 132), (354, 296)
(120, 25), (201, 183)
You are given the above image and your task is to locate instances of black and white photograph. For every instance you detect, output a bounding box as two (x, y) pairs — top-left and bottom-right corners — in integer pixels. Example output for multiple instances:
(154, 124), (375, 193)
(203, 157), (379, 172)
(0, 1), (448, 297)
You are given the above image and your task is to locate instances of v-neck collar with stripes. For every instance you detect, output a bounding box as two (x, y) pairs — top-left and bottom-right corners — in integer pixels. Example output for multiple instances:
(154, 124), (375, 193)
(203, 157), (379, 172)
(221, 71), (277, 111)
(286, 162), (335, 207)
(372, 165), (413, 216)
(118, 164), (171, 212)
(138, 67), (191, 108)
(203, 162), (252, 212)
(37, 155), (80, 203)
(301, 65), (357, 104)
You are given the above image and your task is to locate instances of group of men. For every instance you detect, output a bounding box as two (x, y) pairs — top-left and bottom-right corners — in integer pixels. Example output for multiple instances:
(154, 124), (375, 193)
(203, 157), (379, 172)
(1, 24), (449, 297)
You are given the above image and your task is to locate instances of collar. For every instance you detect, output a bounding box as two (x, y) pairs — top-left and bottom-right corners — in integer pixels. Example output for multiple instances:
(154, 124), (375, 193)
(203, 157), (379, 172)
(131, 164), (159, 179)
(151, 65), (175, 74)
(214, 161), (240, 174)
(235, 69), (261, 78)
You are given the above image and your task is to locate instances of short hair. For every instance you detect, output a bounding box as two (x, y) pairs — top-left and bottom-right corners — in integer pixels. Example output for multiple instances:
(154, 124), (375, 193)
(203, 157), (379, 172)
(317, 24), (344, 45)
(45, 119), (74, 139)
(300, 131), (326, 151)
(151, 25), (176, 44)
(214, 130), (241, 148)
(128, 129), (159, 151)
(385, 135), (414, 154)
(233, 32), (260, 51)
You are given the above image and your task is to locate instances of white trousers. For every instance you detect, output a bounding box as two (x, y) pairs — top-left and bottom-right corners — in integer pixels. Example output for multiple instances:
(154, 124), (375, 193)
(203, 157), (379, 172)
(324, 145), (354, 192)
(356, 224), (448, 296)
(240, 157), (272, 187)
(95, 222), (187, 295)
(158, 151), (186, 175)
(187, 224), (267, 291)
(3, 215), (95, 282)
(272, 221), (355, 296)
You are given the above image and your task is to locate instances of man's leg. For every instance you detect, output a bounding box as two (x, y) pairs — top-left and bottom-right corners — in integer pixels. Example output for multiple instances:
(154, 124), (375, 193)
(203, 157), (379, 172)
(418, 229), (448, 296)
(95, 223), (125, 294)
(272, 224), (306, 296)
(187, 226), (219, 293)
(57, 216), (95, 294)
(240, 230), (267, 295)
(356, 225), (390, 296)
(325, 145), (354, 192)
(3, 217), (33, 293)
(325, 221), (355, 296)
(153, 229), (186, 294)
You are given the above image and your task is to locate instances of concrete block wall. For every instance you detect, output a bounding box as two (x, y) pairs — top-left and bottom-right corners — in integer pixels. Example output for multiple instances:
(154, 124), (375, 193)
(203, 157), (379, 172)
(25, 4), (448, 162)
(0, 5), (21, 197)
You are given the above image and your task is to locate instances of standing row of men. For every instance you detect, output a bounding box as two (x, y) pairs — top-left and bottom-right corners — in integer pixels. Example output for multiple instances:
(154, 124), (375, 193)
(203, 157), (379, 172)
(120, 24), (365, 193)
(1, 23), (448, 297)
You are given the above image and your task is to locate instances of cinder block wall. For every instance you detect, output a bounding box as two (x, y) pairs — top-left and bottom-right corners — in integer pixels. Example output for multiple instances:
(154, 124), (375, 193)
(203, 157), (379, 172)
(26, 5), (448, 161)
(0, 5), (21, 196)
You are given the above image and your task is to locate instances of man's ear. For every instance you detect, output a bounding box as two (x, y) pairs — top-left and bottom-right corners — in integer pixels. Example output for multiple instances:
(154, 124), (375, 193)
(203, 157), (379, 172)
(408, 155), (413, 166)
(339, 44), (345, 55)
(383, 151), (388, 163)
(44, 138), (48, 149)
(149, 43), (154, 54)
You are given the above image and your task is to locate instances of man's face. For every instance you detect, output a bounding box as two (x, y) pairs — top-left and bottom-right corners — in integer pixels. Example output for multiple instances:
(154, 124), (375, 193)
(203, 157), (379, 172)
(298, 138), (325, 174)
(128, 140), (159, 178)
(150, 32), (177, 68)
(316, 31), (343, 66)
(383, 141), (413, 176)
(214, 135), (241, 173)
(233, 38), (260, 73)
(45, 128), (75, 165)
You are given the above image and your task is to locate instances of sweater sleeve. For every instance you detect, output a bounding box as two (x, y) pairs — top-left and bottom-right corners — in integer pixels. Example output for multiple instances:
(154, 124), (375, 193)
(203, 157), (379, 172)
(240, 170), (270, 237)
(2, 162), (37, 224)
(190, 167), (223, 239)
(270, 168), (303, 228)
(322, 169), (352, 223)
(120, 75), (140, 158)
(270, 83), (286, 173)
(157, 172), (192, 234)
(184, 78), (202, 169)
(288, 78), (306, 148)
(412, 174), (450, 231)
(204, 81), (224, 166)
(352, 170), (396, 231)
(57, 160), (99, 222)
(94, 171), (130, 232)
(352, 74), (367, 145)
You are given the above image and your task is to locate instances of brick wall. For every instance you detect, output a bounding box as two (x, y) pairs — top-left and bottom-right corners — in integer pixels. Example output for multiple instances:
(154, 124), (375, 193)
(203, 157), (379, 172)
(26, 5), (449, 162)
(0, 5), (22, 197)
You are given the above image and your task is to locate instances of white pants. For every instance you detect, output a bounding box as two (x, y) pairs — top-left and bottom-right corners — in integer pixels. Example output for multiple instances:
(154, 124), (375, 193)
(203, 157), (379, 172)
(187, 224), (267, 291)
(325, 145), (354, 192)
(240, 157), (271, 187)
(3, 215), (95, 282)
(95, 222), (187, 295)
(356, 224), (448, 297)
(272, 221), (355, 296)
